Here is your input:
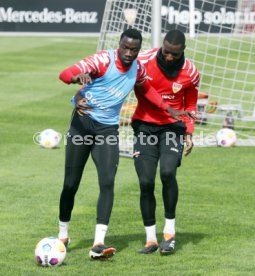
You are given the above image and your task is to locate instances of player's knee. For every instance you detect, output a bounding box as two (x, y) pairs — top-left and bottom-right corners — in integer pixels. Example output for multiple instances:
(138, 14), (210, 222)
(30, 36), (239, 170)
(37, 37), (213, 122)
(160, 168), (176, 185)
(62, 180), (79, 195)
(99, 176), (115, 193)
(139, 177), (154, 194)
(63, 167), (83, 194)
(63, 174), (81, 194)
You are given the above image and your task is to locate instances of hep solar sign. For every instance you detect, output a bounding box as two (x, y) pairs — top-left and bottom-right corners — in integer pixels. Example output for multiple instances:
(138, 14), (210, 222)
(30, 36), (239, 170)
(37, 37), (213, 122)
(161, 0), (254, 33)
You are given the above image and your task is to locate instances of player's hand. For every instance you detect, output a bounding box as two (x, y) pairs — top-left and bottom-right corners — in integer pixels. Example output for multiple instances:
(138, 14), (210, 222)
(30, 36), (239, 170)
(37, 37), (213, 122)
(71, 73), (92, 85)
(184, 134), (193, 156)
(74, 91), (92, 116)
(166, 107), (196, 120)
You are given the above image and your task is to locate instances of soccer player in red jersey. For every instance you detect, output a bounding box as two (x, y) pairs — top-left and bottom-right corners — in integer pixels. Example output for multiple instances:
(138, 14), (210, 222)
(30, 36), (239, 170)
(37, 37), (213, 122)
(58, 29), (192, 260)
(132, 29), (200, 255)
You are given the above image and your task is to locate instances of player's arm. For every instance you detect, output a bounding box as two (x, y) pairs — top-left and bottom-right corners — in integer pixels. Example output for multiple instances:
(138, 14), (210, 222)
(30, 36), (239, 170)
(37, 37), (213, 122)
(59, 50), (109, 84)
(72, 89), (92, 116)
(71, 73), (92, 85)
(183, 83), (199, 156)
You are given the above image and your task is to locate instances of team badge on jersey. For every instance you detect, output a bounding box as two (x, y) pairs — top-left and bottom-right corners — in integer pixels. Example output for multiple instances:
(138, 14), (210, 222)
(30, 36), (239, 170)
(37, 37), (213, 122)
(172, 82), (182, 93)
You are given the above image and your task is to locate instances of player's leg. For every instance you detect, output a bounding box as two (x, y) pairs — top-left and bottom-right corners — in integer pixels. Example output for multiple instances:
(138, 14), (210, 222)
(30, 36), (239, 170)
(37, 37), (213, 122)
(134, 157), (158, 230)
(159, 148), (179, 254)
(89, 128), (119, 259)
(59, 130), (91, 220)
(58, 113), (92, 246)
(58, 133), (91, 244)
(133, 124), (159, 254)
(135, 157), (159, 254)
(158, 123), (185, 255)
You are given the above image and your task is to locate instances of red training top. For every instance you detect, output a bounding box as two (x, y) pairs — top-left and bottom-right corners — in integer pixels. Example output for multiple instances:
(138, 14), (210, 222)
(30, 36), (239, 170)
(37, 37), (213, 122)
(132, 48), (200, 134)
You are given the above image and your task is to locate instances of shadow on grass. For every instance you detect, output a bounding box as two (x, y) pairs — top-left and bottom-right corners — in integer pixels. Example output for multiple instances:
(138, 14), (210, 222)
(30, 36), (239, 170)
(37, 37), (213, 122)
(68, 231), (206, 254)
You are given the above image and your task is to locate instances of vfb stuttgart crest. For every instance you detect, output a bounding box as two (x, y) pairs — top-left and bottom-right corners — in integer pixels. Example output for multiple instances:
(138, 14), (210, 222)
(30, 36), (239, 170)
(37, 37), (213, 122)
(172, 82), (182, 93)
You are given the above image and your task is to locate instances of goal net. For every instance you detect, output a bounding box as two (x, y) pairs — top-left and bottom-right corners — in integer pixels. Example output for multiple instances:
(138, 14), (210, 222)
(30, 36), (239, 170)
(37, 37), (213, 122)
(98, 0), (255, 156)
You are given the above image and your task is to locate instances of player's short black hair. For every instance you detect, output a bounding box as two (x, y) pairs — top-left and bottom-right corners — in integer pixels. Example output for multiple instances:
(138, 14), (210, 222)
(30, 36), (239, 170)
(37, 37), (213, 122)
(164, 29), (186, 46)
(120, 28), (143, 43)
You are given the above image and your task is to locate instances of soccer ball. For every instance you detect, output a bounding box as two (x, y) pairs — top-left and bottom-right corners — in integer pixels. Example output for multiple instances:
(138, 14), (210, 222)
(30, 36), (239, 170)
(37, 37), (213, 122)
(38, 129), (61, 149)
(216, 128), (237, 147)
(35, 237), (66, 267)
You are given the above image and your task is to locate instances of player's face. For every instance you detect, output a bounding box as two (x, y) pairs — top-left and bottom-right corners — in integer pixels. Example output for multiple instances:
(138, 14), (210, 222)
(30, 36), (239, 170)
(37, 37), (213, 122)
(162, 40), (185, 66)
(118, 36), (141, 67)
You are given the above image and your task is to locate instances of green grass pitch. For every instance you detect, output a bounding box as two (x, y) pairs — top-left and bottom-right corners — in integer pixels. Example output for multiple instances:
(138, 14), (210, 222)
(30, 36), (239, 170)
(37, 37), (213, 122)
(0, 36), (254, 275)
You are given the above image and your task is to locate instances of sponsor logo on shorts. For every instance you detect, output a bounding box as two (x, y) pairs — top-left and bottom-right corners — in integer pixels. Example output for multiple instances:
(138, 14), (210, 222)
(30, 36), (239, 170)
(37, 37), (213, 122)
(170, 147), (179, 152)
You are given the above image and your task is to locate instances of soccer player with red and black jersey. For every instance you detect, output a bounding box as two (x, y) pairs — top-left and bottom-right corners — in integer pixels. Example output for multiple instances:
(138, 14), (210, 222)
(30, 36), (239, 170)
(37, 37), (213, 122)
(132, 29), (200, 255)
(57, 29), (192, 260)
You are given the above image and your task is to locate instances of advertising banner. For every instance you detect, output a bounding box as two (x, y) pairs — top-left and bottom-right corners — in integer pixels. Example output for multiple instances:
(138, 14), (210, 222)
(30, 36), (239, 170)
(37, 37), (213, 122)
(0, 0), (106, 33)
(0, 0), (254, 33)
(161, 0), (255, 33)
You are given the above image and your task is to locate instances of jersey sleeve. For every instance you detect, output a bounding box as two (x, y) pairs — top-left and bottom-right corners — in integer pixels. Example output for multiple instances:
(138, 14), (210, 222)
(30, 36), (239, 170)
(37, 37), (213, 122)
(137, 48), (159, 65)
(59, 50), (110, 84)
(183, 76), (200, 134)
(134, 59), (168, 110)
(134, 60), (148, 85)
(135, 79), (169, 111)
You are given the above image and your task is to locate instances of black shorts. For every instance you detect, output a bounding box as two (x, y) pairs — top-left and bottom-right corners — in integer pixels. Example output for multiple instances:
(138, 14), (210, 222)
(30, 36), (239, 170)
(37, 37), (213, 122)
(65, 110), (119, 168)
(131, 120), (187, 166)
(68, 110), (119, 141)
